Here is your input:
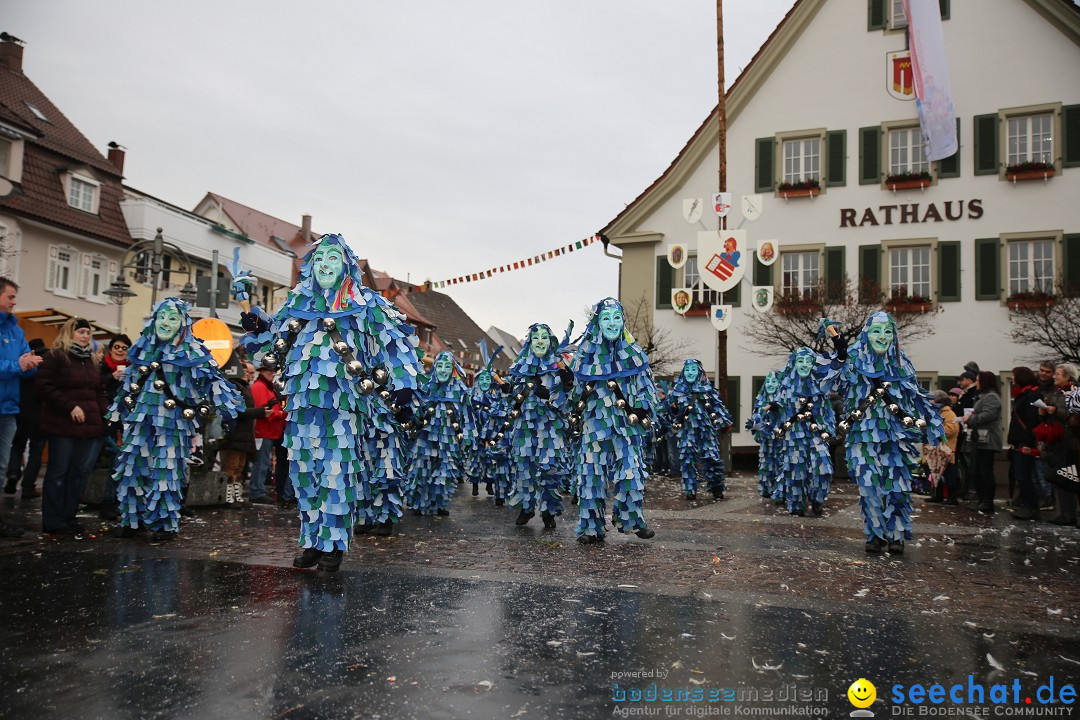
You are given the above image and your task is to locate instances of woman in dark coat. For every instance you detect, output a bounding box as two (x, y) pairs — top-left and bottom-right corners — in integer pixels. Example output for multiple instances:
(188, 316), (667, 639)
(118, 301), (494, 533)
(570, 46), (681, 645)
(1008, 366), (1043, 520)
(38, 318), (107, 535)
(964, 371), (1003, 515)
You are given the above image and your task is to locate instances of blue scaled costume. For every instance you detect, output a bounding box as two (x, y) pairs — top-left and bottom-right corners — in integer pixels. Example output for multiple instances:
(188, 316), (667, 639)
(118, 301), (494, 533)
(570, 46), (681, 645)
(506, 322), (574, 529)
(665, 358), (732, 500)
(109, 298), (243, 537)
(242, 234), (420, 561)
(772, 348), (837, 516)
(568, 298), (658, 543)
(466, 356), (513, 505)
(406, 350), (476, 515)
(829, 313), (945, 553)
(745, 371), (783, 499)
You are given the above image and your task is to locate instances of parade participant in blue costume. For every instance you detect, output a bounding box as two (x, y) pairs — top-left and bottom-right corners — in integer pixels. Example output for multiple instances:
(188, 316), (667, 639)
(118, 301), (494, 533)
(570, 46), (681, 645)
(771, 348), (837, 516)
(665, 358), (732, 500)
(240, 234), (420, 570)
(406, 350), (475, 516)
(568, 298), (658, 544)
(825, 313), (945, 554)
(465, 344), (512, 502)
(109, 298), (243, 542)
(745, 371), (783, 499)
(507, 322), (575, 529)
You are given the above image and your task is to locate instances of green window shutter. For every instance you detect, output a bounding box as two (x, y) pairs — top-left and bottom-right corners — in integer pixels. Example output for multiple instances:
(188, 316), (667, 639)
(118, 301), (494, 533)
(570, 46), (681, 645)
(1064, 234), (1080, 296)
(726, 376), (741, 429)
(826, 130), (846, 187)
(824, 247), (846, 302)
(858, 244), (882, 303)
(936, 118), (961, 178)
(1063, 104), (1080, 168)
(868, 0), (886, 30)
(656, 255), (674, 309)
(937, 241), (961, 302)
(973, 114), (999, 176)
(751, 375), (766, 401)
(974, 238), (1001, 300)
(753, 257), (773, 287)
(939, 0), (950, 20)
(755, 137), (775, 193)
(727, 280), (741, 308)
(859, 126), (881, 185)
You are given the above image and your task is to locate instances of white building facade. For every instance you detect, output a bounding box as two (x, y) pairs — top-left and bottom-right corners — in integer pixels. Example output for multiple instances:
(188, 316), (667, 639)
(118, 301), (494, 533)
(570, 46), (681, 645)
(604, 0), (1080, 451)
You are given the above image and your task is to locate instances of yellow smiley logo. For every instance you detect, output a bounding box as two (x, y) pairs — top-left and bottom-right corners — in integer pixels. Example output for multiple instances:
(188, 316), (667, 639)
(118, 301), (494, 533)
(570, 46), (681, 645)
(848, 678), (877, 708)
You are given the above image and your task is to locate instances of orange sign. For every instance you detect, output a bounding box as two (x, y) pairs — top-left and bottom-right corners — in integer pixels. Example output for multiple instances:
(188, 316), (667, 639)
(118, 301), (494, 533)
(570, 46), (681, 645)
(191, 318), (234, 367)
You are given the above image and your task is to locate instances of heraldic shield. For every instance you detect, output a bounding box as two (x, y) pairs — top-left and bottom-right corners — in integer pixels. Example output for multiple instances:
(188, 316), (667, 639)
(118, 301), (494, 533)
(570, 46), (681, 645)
(696, 230), (746, 294)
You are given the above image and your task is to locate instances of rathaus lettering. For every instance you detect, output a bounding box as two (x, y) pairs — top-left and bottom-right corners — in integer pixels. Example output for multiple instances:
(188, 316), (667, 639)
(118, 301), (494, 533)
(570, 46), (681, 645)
(840, 199), (983, 228)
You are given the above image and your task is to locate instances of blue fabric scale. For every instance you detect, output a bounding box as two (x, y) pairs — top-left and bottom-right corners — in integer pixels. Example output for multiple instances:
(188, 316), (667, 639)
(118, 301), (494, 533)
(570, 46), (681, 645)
(108, 298), (243, 534)
(665, 359), (732, 496)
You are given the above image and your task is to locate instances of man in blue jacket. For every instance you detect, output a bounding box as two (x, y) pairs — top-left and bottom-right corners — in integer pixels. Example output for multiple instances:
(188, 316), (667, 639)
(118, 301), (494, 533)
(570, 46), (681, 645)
(0, 277), (43, 537)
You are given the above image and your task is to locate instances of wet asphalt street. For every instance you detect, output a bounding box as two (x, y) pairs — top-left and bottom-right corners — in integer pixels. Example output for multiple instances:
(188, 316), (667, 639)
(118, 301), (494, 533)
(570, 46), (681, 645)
(0, 472), (1078, 720)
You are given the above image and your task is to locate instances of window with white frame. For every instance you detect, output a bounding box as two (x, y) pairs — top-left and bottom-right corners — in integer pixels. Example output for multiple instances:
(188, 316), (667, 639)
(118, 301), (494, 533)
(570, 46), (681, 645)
(889, 246), (932, 301)
(782, 137), (820, 185)
(890, 0), (908, 28)
(1006, 112), (1053, 167)
(47, 244), (78, 297)
(1008, 238), (1055, 296)
(888, 126), (928, 176)
(683, 256), (719, 306)
(81, 254), (109, 302)
(0, 139), (10, 177)
(67, 175), (96, 212)
(781, 251), (820, 300)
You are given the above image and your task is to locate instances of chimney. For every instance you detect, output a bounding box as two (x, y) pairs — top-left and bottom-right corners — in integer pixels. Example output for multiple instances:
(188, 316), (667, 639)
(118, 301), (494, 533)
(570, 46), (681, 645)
(0, 33), (25, 73)
(107, 142), (125, 174)
(300, 214), (312, 242)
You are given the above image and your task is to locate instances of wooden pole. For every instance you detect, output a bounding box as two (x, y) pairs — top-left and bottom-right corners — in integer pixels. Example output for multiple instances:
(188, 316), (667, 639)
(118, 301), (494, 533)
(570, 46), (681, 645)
(716, 0), (731, 468)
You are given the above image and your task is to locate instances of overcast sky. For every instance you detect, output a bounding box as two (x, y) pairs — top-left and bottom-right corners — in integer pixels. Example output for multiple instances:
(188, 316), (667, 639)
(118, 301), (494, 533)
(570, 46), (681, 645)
(7, 1), (796, 341)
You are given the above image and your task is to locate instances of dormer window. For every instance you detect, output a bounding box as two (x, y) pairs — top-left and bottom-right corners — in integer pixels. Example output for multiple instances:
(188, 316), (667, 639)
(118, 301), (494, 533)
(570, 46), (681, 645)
(62, 171), (101, 214)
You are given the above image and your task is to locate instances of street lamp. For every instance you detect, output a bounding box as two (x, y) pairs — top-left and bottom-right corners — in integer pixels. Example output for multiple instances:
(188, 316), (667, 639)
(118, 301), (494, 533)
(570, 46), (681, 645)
(104, 227), (197, 307)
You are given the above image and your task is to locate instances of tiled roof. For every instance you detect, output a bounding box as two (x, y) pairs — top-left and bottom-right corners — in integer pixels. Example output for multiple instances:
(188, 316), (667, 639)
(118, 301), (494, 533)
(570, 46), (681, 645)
(403, 288), (511, 373)
(486, 325), (523, 363)
(0, 60), (132, 246)
(198, 192), (317, 278)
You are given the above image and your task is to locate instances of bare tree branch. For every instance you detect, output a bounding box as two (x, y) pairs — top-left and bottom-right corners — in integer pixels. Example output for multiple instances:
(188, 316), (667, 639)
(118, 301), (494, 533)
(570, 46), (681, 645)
(1007, 285), (1080, 365)
(623, 292), (697, 376)
(740, 276), (940, 359)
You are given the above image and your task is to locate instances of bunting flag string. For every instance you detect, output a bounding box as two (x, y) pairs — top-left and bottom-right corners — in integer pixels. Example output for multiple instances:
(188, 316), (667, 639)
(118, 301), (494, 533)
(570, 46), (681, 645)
(399, 234), (603, 293)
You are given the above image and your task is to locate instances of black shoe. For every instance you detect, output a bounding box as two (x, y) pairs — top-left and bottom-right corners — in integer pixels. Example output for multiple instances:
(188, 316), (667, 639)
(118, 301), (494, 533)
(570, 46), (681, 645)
(541, 511), (556, 529)
(150, 530), (176, 542)
(685, 491), (696, 500)
(485, 482), (494, 496)
(943, 498), (959, 506)
(69, 522), (85, 534)
(353, 523), (371, 536)
(412, 509), (422, 516)
(977, 504), (995, 515)
(494, 498), (505, 507)
(811, 502), (823, 517)
(111, 525), (138, 538)
(887, 541), (905, 555)
(925, 496), (943, 504)
(372, 521), (394, 537)
(472, 484), (479, 497)
(791, 507), (805, 517)
(436, 508), (450, 517)
(515, 510), (534, 526)
(1012, 507), (1040, 521)
(99, 507), (120, 521)
(179, 506), (197, 518)
(576, 534), (603, 545)
(635, 527), (655, 539)
(966, 503), (985, 512)
(250, 496), (274, 505)
(712, 489), (725, 500)
(318, 549), (343, 572)
(0, 520), (24, 538)
(293, 548), (323, 568)
(865, 537), (886, 554)
(3, 481), (15, 495)
(1048, 515), (1075, 526)
(21, 488), (40, 499)
(571, 495), (578, 506)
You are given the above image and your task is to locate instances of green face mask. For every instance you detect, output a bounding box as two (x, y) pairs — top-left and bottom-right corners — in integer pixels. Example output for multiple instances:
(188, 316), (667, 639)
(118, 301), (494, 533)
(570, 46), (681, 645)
(763, 373), (779, 395)
(867, 321), (895, 356)
(531, 328), (551, 358)
(434, 355), (454, 383)
(599, 307), (624, 341)
(794, 352), (814, 378)
(311, 244), (345, 290)
(476, 370), (492, 391)
(155, 306), (183, 342)
(683, 362), (700, 384)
